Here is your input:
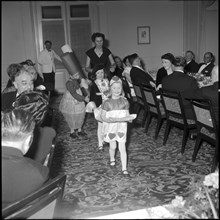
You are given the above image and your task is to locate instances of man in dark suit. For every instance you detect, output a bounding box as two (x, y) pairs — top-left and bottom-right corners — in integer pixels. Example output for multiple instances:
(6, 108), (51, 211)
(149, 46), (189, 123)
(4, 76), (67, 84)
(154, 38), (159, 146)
(2, 109), (49, 207)
(184, 50), (199, 74)
(162, 56), (199, 119)
(198, 52), (215, 76)
(2, 66), (34, 112)
(129, 53), (155, 87)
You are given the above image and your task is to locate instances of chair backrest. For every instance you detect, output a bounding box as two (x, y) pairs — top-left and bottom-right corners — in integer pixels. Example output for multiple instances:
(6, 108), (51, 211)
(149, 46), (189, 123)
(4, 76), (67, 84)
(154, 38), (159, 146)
(160, 88), (187, 123)
(121, 76), (133, 103)
(141, 83), (163, 116)
(2, 174), (66, 219)
(132, 82), (144, 105)
(190, 99), (218, 137)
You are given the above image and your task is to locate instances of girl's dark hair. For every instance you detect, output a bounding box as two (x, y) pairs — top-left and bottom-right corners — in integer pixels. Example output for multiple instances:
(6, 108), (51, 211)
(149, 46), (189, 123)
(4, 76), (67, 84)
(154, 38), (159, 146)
(13, 90), (49, 126)
(90, 64), (105, 81)
(161, 53), (175, 64)
(91, 33), (105, 42)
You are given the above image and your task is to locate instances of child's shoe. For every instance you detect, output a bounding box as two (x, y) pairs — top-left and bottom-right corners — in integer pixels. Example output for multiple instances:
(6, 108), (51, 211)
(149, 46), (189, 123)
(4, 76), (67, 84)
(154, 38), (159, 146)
(70, 132), (78, 139)
(122, 170), (130, 177)
(77, 130), (87, 137)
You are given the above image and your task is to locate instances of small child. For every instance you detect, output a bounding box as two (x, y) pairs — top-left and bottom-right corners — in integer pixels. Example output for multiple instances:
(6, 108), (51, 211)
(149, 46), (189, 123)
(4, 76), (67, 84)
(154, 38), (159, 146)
(59, 72), (89, 138)
(100, 76), (136, 176)
(89, 64), (110, 151)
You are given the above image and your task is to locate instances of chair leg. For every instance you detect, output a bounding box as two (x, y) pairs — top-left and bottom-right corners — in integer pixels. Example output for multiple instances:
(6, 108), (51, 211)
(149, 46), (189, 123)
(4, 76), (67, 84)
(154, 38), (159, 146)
(211, 139), (219, 172)
(181, 128), (189, 154)
(155, 117), (163, 140)
(145, 114), (152, 133)
(142, 109), (148, 128)
(132, 103), (142, 124)
(163, 121), (171, 145)
(192, 135), (202, 162)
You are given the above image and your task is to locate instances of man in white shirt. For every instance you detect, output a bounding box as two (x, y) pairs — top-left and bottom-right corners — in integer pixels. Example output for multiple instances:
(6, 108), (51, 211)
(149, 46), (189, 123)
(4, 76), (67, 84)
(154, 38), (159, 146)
(198, 52), (215, 76)
(38, 40), (62, 94)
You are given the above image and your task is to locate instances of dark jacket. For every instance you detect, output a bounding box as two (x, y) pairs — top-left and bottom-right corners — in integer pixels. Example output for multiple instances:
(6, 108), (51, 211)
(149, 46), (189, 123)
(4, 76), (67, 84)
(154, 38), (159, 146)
(156, 67), (168, 87)
(130, 66), (154, 86)
(187, 81), (219, 123)
(184, 60), (200, 74)
(1, 91), (17, 112)
(162, 70), (199, 119)
(198, 63), (215, 76)
(2, 146), (49, 206)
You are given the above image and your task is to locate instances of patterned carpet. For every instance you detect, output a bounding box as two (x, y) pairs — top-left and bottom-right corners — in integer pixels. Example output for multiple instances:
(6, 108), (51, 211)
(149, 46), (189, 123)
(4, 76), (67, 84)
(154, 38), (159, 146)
(49, 95), (215, 219)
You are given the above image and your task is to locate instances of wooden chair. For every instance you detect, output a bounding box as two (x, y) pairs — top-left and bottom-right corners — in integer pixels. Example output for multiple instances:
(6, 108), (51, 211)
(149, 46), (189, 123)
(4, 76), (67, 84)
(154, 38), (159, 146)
(121, 76), (134, 106)
(160, 88), (197, 154)
(140, 84), (166, 139)
(190, 99), (219, 172)
(132, 82), (147, 127)
(2, 174), (67, 219)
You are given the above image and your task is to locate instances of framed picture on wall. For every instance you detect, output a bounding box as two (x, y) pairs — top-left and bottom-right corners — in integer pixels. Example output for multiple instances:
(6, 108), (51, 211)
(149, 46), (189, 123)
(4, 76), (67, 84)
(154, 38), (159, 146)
(137, 26), (150, 44)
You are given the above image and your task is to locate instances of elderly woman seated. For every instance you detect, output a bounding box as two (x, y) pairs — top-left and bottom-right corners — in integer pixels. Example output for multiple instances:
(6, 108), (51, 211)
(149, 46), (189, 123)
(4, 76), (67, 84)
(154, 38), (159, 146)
(3, 59), (45, 93)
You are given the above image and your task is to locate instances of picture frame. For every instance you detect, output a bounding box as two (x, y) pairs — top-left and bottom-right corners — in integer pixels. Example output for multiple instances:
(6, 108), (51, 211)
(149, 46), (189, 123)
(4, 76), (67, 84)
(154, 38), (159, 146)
(137, 26), (150, 44)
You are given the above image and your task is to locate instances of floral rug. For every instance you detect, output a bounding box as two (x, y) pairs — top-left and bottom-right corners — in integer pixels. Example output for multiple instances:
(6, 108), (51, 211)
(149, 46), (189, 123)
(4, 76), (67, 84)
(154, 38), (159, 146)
(49, 95), (215, 219)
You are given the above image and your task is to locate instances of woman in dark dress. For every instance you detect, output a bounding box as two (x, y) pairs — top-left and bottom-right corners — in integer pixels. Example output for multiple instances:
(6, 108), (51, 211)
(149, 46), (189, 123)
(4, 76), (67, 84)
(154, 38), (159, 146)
(85, 32), (116, 81)
(155, 53), (175, 92)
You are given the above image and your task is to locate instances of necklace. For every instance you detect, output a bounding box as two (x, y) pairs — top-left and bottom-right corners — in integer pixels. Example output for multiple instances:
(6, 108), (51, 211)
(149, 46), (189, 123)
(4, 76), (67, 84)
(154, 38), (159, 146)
(95, 48), (103, 57)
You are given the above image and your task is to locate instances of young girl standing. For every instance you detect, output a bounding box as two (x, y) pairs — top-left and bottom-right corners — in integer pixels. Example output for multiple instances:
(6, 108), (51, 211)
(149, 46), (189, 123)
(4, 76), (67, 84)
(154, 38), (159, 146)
(59, 72), (89, 138)
(89, 64), (110, 151)
(100, 76), (136, 176)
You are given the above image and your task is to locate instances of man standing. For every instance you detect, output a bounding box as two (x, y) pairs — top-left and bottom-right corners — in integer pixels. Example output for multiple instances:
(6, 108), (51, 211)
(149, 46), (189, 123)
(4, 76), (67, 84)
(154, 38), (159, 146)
(38, 40), (62, 94)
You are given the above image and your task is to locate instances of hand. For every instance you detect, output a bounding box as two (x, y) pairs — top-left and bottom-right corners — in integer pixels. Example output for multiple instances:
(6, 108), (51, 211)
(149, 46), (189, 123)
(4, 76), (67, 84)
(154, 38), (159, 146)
(150, 81), (156, 88)
(85, 96), (90, 103)
(156, 84), (162, 91)
(110, 66), (115, 73)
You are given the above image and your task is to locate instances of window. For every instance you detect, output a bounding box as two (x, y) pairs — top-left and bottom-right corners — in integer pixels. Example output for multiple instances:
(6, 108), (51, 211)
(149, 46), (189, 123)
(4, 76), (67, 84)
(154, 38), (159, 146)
(42, 6), (62, 19)
(70, 4), (89, 18)
(35, 2), (94, 69)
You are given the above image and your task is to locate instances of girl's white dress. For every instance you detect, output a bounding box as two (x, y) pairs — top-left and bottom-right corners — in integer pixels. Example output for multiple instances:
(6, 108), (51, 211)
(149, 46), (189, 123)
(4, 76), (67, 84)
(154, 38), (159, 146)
(101, 97), (129, 143)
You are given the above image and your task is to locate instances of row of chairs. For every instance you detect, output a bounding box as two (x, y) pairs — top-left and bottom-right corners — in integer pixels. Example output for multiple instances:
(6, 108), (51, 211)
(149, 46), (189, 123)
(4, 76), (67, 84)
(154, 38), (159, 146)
(125, 82), (218, 173)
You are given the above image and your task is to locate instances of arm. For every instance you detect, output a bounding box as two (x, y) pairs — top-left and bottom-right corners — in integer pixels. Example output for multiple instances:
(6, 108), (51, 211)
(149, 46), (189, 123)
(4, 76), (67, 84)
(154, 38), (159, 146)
(66, 81), (86, 102)
(85, 56), (93, 73)
(108, 54), (116, 72)
(100, 109), (116, 123)
(53, 51), (62, 62)
(124, 71), (132, 84)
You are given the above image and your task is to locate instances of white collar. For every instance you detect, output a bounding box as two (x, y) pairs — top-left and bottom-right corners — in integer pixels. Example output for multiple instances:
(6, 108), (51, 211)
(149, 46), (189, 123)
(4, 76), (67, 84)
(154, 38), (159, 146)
(133, 65), (144, 71)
